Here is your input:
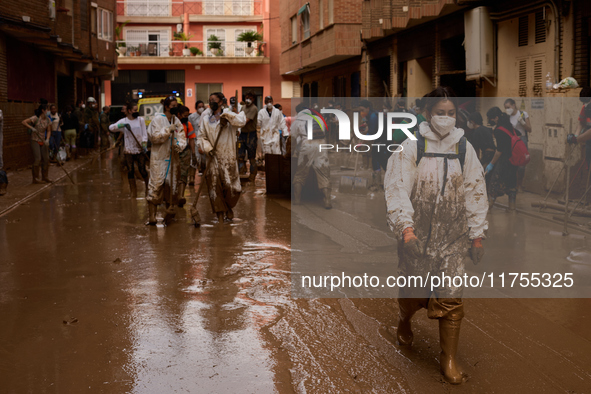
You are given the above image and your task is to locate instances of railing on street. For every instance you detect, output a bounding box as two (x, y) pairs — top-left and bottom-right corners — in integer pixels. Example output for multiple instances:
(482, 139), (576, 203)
(116, 40), (264, 58)
(116, 0), (262, 17)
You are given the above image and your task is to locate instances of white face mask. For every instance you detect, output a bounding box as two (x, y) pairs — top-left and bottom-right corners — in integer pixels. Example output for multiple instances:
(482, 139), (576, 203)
(266, 103), (273, 110)
(430, 116), (456, 139)
(245, 99), (252, 105)
(197, 108), (204, 114)
(506, 108), (514, 116)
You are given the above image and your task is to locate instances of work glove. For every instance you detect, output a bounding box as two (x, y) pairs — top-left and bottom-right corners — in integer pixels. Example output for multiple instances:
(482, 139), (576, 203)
(485, 162), (494, 174)
(166, 125), (177, 134)
(402, 227), (423, 259)
(469, 238), (485, 265)
(124, 124), (132, 132)
(567, 134), (578, 144)
(44, 139), (50, 146)
(117, 123), (126, 129)
(141, 141), (147, 150)
(518, 117), (526, 126)
(220, 117), (229, 128)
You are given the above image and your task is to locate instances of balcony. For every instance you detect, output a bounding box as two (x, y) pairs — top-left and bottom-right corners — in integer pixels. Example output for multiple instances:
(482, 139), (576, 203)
(116, 40), (269, 64)
(117, 0), (263, 22)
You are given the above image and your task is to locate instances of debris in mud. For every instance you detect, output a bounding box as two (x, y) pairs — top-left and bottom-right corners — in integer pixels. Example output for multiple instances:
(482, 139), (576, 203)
(63, 317), (78, 325)
(113, 258), (122, 264)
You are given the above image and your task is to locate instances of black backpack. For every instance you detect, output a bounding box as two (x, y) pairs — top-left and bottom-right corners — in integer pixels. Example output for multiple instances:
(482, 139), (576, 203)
(415, 133), (467, 196)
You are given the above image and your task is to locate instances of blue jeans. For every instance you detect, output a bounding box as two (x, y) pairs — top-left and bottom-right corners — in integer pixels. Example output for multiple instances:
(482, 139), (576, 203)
(50, 131), (62, 154)
(237, 131), (258, 174)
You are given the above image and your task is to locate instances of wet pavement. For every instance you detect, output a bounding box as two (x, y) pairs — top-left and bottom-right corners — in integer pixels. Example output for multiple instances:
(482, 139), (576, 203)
(2, 151), (591, 393)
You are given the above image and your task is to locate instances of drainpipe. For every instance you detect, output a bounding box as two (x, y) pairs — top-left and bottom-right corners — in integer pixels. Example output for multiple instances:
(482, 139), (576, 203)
(183, 12), (189, 38)
(490, 0), (562, 83)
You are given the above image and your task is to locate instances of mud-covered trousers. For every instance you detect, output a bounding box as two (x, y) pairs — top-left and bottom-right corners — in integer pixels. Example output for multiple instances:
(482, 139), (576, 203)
(125, 153), (148, 180)
(396, 241), (466, 322)
(179, 147), (192, 184)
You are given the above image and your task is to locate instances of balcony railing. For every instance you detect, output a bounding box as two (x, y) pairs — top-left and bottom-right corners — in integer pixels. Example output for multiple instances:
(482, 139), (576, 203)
(117, 40), (265, 57)
(117, 0), (262, 17)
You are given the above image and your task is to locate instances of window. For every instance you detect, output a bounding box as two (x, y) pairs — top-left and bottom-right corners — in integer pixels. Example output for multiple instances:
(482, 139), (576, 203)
(535, 9), (546, 44)
(196, 83), (223, 104)
(233, 0), (252, 16)
(90, 6), (97, 34)
(234, 29), (256, 57)
(206, 28), (226, 56)
(281, 81), (301, 98)
(126, 0), (170, 16)
(204, 0), (224, 15)
(319, 0), (324, 29)
(98, 9), (113, 41)
(518, 15), (528, 47)
(301, 8), (310, 39)
(125, 29), (170, 56)
(291, 16), (297, 45)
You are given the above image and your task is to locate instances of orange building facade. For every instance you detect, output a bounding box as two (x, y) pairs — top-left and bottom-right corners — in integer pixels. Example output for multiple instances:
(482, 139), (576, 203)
(107, 0), (297, 113)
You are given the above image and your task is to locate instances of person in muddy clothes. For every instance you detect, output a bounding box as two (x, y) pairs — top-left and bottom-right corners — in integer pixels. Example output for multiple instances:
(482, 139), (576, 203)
(237, 91), (258, 181)
(465, 111), (496, 167)
(22, 104), (53, 184)
(83, 97), (100, 151)
(99, 106), (111, 150)
(177, 105), (196, 208)
(198, 92), (246, 223)
(485, 106), (519, 210)
(146, 96), (187, 225)
(384, 86), (488, 385)
(109, 102), (149, 198)
(291, 102), (332, 209)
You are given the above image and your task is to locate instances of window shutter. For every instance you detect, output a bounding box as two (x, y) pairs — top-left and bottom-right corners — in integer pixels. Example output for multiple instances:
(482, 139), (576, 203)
(519, 59), (528, 97)
(293, 82), (301, 98)
(519, 16), (529, 47)
(535, 10), (546, 44)
(533, 59), (543, 96)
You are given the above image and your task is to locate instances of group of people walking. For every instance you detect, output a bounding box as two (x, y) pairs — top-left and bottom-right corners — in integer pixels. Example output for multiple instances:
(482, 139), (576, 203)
(107, 92), (289, 226)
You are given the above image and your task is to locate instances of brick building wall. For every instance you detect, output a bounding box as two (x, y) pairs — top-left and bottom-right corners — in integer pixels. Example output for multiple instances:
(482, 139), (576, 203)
(0, 0), (117, 170)
(279, 0), (363, 84)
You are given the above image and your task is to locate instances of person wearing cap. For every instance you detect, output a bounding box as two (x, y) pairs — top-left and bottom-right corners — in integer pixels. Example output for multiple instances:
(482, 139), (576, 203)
(257, 95), (286, 155)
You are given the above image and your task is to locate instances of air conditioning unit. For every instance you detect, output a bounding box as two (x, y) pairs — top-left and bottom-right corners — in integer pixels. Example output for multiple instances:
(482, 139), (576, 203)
(464, 7), (494, 81)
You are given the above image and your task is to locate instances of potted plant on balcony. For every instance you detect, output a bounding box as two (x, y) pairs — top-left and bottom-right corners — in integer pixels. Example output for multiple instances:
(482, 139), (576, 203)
(168, 45), (174, 57)
(117, 42), (127, 56)
(129, 46), (136, 56)
(208, 35), (223, 56)
(135, 46), (142, 56)
(115, 20), (130, 56)
(174, 32), (194, 56)
(190, 47), (202, 56)
(236, 31), (262, 55)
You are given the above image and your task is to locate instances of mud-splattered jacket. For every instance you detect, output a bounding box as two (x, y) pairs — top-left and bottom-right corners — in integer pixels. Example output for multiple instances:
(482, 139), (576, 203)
(384, 122), (488, 241)
(198, 111), (246, 197)
(147, 114), (187, 192)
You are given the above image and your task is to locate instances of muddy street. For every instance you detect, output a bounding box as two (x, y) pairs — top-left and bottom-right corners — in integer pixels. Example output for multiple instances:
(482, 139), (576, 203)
(1, 152), (591, 393)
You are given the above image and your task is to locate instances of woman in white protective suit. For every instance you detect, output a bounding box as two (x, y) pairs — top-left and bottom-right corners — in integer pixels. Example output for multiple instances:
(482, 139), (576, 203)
(384, 87), (488, 384)
(257, 95), (287, 155)
(146, 96), (187, 225)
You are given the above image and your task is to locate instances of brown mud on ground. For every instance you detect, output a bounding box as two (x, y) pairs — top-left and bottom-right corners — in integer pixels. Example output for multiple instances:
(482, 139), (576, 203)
(1, 151), (591, 393)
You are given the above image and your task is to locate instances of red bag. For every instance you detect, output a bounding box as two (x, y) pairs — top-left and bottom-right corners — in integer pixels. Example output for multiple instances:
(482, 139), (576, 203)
(498, 126), (530, 166)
